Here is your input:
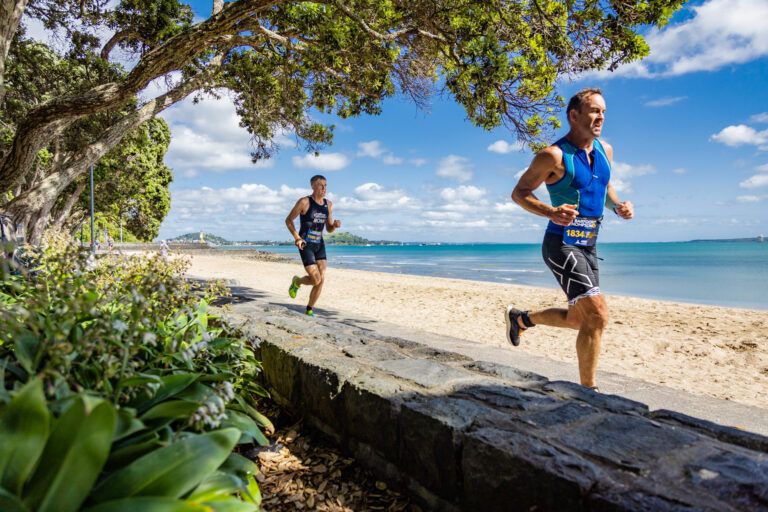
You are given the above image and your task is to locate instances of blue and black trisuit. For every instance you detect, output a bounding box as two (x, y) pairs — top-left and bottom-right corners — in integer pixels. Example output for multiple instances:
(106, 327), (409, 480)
(298, 196), (328, 267)
(542, 137), (611, 305)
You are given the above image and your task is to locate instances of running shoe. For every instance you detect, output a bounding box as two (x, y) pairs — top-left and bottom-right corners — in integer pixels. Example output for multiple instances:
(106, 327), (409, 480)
(288, 275), (300, 298)
(305, 308), (315, 317)
(505, 306), (525, 346)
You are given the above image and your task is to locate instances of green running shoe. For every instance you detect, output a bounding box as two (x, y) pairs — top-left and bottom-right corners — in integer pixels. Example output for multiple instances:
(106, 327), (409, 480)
(288, 275), (300, 298)
(305, 308), (315, 317)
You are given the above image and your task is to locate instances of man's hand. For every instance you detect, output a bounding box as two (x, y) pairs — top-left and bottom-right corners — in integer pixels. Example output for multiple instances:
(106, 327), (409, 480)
(295, 239), (306, 250)
(548, 204), (579, 226)
(333, 220), (341, 229)
(614, 201), (634, 220)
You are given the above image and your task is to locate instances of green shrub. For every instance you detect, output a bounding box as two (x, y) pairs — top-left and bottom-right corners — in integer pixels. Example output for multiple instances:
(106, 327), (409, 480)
(0, 234), (271, 510)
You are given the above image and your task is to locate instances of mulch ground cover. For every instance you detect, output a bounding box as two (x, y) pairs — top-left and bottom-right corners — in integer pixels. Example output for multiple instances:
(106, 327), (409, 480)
(246, 401), (425, 512)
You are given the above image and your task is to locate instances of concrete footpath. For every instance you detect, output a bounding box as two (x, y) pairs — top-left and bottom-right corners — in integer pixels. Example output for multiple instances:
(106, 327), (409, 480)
(217, 281), (767, 437)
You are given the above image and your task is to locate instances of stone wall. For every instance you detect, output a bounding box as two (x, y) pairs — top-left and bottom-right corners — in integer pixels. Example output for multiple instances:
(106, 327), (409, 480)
(223, 295), (768, 511)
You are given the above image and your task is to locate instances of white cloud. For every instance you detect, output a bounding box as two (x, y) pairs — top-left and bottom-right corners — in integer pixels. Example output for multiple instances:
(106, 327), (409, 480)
(644, 96), (687, 107)
(357, 141), (385, 158)
(494, 202), (520, 213)
(337, 183), (418, 211)
(439, 185), (486, 202)
(161, 96), (276, 175)
(739, 174), (768, 189)
(750, 113), (768, 123)
(436, 155), (473, 182)
(755, 163), (768, 172)
(611, 179), (632, 194)
(588, 0), (768, 78)
(487, 140), (525, 154)
(672, 168), (687, 174)
(357, 140), (403, 165)
(292, 152), (350, 171)
(382, 155), (404, 165)
(409, 158), (428, 167)
(612, 161), (655, 179)
(611, 161), (655, 193)
(172, 183), (305, 217)
(737, 195), (763, 202)
(711, 125), (768, 148)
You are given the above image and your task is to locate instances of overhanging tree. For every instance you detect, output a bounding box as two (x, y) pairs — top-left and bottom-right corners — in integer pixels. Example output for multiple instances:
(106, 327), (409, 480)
(0, 0), (686, 243)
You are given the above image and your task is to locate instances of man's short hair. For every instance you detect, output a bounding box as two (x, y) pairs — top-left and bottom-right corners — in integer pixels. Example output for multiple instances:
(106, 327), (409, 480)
(310, 175), (326, 185)
(566, 88), (603, 116)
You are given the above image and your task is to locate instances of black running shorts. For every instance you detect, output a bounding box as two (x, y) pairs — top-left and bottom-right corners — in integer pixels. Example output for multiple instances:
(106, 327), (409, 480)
(299, 241), (326, 267)
(542, 232), (601, 305)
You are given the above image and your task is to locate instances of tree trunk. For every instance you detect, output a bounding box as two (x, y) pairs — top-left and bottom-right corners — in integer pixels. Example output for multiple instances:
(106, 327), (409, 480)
(0, 0), (274, 192)
(0, 0), (28, 105)
(52, 180), (86, 226)
(2, 75), (203, 243)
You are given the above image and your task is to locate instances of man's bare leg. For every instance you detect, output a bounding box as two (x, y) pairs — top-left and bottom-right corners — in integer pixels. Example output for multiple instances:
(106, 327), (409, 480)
(571, 295), (609, 387)
(307, 259), (326, 309)
(527, 307), (583, 330)
(515, 296), (607, 387)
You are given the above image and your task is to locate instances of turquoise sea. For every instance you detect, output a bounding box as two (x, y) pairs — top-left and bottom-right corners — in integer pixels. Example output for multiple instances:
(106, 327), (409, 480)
(225, 242), (768, 310)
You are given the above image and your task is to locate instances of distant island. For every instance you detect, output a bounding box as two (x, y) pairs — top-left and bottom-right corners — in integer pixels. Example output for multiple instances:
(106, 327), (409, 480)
(168, 231), (401, 246)
(688, 236), (766, 243)
(168, 232), (231, 245)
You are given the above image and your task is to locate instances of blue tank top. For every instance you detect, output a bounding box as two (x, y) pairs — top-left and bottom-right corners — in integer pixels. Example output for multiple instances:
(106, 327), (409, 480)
(545, 137), (611, 235)
(299, 196), (328, 244)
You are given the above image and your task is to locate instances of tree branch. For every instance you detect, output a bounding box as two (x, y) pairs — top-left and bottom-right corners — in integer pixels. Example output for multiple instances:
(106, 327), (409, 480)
(100, 29), (143, 61)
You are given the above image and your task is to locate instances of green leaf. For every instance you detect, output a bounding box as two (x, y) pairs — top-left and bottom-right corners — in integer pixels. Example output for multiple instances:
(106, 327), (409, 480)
(0, 379), (50, 495)
(82, 497), (209, 512)
(106, 438), (165, 471)
(187, 471), (243, 502)
(219, 453), (257, 479)
(222, 410), (269, 446)
(24, 398), (116, 512)
(114, 408), (145, 441)
(13, 332), (38, 374)
(139, 400), (198, 422)
(0, 487), (29, 512)
(137, 374), (198, 414)
(202, 497), (259, 512)
(232, 396), (273, 432)
(90, 428), (240, 503)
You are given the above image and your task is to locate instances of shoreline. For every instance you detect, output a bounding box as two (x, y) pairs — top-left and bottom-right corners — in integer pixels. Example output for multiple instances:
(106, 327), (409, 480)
(187, 253), (768, 410)
(210, 243), (768, 311)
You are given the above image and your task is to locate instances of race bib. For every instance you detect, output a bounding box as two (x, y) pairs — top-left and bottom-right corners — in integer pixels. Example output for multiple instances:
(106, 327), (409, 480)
(563, 216), (600, 247)
(304, 229), (323, 244)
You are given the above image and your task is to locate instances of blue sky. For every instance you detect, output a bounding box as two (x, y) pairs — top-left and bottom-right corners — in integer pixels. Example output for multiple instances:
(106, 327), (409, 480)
(145, 0), (768, 242)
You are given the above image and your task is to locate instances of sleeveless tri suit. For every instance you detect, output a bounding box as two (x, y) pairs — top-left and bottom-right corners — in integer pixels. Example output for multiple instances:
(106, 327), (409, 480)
(298, 196), (328, 266)
(542, 137), (611, 305)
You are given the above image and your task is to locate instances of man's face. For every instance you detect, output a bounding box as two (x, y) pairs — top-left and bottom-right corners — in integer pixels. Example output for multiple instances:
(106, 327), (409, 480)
(570, 94), (606, 138)
(311, 179), (327, 197)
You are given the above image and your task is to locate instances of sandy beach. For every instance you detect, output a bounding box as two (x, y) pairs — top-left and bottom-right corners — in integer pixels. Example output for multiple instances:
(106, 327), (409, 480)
(187, 252), (768, 410)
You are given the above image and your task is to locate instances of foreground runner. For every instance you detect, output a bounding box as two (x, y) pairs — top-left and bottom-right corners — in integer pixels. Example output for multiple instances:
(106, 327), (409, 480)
(285, 175), (341, 316)
(508, 88), (633, 390)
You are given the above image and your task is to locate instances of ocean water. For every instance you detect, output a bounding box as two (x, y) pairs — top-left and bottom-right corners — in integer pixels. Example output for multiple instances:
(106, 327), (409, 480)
(225, 242), (768, 310)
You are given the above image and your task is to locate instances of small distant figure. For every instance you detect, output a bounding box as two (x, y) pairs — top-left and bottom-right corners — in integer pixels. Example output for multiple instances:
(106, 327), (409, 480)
(199, 231), (205, 244)
(107, 238), (114, 254)
(94, 239), (101, 253)
(160, 240), (169, 261)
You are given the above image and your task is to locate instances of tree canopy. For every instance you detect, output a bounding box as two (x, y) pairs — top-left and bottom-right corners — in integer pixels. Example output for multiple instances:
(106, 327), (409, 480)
(0, 0), (686, 242)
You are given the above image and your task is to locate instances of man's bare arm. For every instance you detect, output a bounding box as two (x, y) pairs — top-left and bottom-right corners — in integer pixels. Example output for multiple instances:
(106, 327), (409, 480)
(325, 201), (341, 233)
(512, 147), (578, 226)
(285, 198), (309, 248)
